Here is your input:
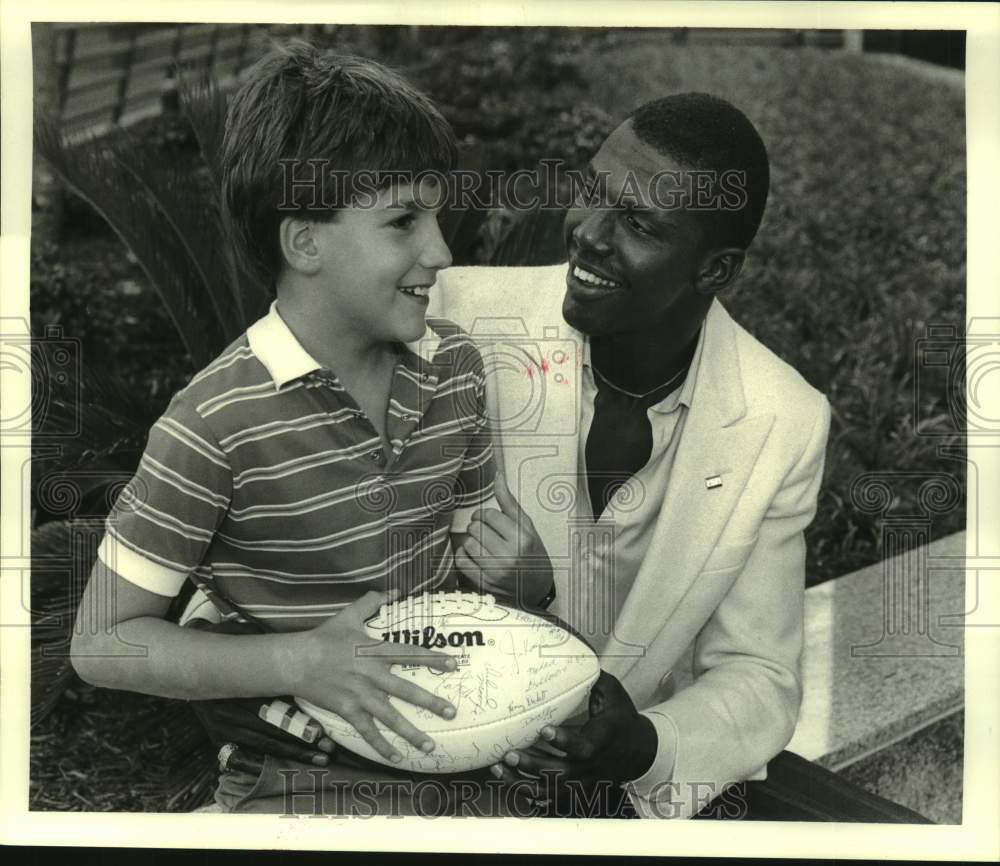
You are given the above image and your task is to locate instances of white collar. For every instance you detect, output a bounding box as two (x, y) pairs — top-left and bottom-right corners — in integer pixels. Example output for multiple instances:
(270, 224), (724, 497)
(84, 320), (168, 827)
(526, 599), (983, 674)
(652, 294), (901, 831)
(404, 329), (443, 368)
(247, 301), (443, 390)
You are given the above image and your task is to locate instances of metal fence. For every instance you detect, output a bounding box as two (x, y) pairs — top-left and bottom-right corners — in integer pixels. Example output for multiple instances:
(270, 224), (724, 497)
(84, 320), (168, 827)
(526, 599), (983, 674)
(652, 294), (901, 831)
(36, 24), (849, 136)
(40, 23), (327, 134)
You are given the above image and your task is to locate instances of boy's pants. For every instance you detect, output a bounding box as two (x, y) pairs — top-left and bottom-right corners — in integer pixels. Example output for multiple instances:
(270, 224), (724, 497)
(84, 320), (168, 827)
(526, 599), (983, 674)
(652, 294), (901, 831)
(216, 752), (536, 817)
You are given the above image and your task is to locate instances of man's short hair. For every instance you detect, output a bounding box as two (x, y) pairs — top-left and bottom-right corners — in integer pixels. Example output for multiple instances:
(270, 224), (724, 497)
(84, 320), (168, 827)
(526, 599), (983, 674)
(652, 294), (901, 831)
(628, 93), (769, 250)
(221, 41), (457, 287)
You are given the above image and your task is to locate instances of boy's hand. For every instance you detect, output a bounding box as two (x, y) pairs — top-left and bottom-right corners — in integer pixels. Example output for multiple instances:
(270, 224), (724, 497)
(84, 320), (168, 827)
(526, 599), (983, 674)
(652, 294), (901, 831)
(454, 472), (554, 606)
(292, 590), (459, 765)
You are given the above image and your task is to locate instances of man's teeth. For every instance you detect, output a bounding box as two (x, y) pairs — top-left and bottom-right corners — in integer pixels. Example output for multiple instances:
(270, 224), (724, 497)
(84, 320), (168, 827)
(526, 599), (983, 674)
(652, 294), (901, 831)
(398, 285), (430, 297)
(573, 265), (619, 288)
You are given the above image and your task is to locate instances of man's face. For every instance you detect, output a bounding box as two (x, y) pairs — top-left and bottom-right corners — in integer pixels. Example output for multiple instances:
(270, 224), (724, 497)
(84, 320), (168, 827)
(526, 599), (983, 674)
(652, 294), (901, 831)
(309, 177), (452, 344)
(562, 121), (709, 338)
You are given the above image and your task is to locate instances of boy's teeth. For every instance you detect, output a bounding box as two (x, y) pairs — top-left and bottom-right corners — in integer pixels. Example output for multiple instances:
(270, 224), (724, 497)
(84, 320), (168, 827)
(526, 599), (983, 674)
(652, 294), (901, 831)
(573, 265), (619, 288)
(399, 285), (430, 297)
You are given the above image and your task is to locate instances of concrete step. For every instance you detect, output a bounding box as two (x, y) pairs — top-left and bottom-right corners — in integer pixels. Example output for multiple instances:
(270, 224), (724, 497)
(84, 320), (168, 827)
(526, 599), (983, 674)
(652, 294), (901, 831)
(838, 710), (963, 824)
(788, 531), (965, 819)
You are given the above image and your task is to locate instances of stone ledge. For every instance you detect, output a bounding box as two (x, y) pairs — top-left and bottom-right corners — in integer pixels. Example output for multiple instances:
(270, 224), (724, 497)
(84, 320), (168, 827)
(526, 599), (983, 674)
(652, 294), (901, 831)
(864, 52), (965, 89)
(787, 531), (965, 769)
(837, 711), (963, 824)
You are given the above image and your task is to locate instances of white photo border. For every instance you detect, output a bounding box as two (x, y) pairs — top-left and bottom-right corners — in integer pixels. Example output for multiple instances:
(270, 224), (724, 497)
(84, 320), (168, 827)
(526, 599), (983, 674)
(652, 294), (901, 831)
(1, 0), (997, 859)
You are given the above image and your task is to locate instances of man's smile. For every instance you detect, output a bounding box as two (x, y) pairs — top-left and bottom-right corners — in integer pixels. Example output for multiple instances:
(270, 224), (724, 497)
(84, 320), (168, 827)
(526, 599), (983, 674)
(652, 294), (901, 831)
(567, 258), (625, 299)
(572, 264), (621, 288)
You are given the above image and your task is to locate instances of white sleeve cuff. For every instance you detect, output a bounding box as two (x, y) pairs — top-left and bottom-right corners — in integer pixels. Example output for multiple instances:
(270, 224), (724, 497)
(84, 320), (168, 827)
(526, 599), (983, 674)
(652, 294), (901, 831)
(449, 495), (501, 533)
(97, 532), (189, 597)
(627, 709), (679, 797)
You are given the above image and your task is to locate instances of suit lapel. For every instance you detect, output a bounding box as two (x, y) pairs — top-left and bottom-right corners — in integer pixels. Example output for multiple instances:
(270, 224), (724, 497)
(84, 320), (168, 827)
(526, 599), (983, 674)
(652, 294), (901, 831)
(601, 302), (774, 679)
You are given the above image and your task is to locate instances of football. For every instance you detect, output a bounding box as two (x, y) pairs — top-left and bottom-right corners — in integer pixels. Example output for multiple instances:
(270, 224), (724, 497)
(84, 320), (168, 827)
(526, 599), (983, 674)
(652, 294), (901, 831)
(296, 590), (600, 773)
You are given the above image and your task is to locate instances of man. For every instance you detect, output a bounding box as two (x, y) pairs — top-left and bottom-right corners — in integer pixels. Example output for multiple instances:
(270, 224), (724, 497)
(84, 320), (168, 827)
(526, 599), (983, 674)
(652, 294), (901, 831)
(429, 92), (826, 819)
(195, 93), (928, 822)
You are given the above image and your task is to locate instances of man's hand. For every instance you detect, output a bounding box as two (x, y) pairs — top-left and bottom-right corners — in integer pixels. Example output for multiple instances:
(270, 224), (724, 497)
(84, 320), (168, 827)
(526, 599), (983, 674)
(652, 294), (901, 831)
(190, 696), (335, 767)
(491, 671), (658, 796)
(454, 472), (553, 606)
(291, 590), (459, 765)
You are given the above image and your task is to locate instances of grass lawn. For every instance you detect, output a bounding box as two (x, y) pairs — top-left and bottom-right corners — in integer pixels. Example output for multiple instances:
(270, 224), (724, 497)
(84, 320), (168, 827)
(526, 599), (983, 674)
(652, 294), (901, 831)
(30, 32), (966, 811)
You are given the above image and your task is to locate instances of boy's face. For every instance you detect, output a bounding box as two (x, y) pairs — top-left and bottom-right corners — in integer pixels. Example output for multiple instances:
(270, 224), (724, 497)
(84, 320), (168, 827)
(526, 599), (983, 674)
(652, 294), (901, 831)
(309, 176), (452, 344)
(562, 120), (711, 338)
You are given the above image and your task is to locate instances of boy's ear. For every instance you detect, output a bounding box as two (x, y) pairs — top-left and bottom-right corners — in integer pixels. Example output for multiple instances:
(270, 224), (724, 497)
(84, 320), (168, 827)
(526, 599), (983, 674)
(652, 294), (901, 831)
(694, 248), (745, 295)
(279, 217), (322, 275)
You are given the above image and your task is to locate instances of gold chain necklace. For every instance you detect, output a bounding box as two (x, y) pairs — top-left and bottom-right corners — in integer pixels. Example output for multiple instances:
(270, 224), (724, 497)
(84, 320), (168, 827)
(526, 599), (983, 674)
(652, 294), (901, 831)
(591, 361), (687, 401)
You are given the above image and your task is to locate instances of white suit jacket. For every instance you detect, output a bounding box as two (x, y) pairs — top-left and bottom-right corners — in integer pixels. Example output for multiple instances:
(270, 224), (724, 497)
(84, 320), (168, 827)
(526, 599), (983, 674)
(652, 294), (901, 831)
(430, 264), (831, 819)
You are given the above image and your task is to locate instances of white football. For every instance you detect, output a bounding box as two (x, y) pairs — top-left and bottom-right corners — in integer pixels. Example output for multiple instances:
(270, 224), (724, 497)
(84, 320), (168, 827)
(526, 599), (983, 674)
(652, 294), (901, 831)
(296, 590), (600, 774)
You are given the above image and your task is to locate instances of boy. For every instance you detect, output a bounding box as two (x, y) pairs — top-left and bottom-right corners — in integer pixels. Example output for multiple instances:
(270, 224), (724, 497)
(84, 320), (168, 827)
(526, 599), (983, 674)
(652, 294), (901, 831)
(71, 42), (551, 814)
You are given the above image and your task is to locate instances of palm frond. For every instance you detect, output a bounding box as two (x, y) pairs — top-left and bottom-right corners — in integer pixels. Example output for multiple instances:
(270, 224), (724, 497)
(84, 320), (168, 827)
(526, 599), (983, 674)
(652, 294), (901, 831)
(35, 116), (225, 366)
(488, 205), (566, 266)
(469, 158), (567, 267)
(32, 351), (165, 502)
(132, 700), (216, 811)
(177, 75), (274, 325)
(176, 75), (229, 198)
(111, 142), (244, 343)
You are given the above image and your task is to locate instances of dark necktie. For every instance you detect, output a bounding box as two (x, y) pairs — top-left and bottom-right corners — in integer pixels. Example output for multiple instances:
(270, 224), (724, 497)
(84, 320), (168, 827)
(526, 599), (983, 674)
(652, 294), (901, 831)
(585, 333), (697, 521)
(585, 381), (658, 521)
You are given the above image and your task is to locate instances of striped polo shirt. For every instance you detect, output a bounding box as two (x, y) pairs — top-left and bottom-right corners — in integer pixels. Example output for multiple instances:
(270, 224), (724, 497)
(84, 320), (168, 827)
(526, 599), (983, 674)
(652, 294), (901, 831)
(97, 302), (497, 632)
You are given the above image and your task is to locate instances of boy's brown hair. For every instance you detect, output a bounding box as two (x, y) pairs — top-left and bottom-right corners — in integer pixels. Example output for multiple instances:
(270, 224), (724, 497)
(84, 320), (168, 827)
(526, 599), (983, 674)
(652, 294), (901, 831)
(221, 41), (457, 288)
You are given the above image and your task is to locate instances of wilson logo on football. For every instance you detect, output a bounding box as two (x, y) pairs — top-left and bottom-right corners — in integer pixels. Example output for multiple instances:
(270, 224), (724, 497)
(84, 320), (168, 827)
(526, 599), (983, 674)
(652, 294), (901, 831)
(381, 626), (485, 649)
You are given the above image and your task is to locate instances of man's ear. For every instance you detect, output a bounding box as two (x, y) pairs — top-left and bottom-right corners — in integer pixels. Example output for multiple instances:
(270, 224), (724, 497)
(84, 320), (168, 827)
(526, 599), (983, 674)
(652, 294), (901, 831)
(279, 217), (322, 275)
(694, 248), (746, 295)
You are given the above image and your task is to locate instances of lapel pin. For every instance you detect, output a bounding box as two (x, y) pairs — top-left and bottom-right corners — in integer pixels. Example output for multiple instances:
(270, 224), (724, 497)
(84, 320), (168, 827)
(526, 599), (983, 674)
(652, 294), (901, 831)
(705, 475), (723, 490)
